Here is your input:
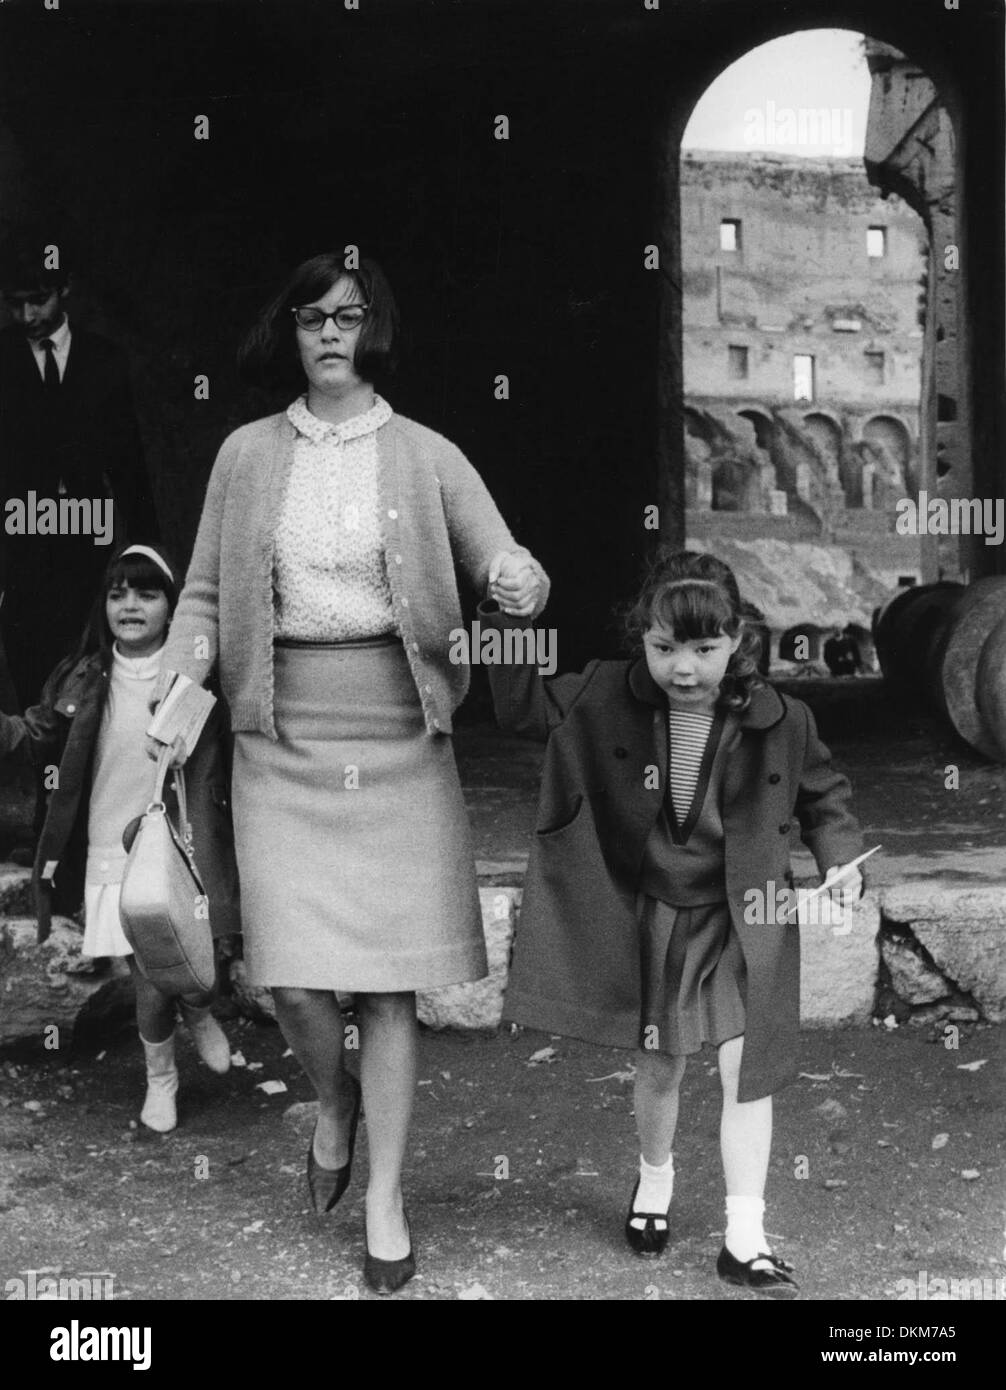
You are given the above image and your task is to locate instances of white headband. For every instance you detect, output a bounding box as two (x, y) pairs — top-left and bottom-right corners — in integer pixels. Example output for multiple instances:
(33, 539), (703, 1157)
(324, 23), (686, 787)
(119, 545), (174, 584)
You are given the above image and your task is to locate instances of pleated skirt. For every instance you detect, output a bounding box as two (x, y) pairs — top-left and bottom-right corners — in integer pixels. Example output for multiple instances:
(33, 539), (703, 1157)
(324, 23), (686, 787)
(637, 896), (747, 1056)
(232, 637), (486, 992)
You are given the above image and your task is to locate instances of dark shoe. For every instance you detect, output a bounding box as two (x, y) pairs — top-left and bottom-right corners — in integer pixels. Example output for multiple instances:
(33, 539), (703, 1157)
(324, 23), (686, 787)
(716, 1244), (799, 1297)
(624, 1177), (671, 1257)
(364, 1209), (415, 1295)
(307, 1074), (361, 1215)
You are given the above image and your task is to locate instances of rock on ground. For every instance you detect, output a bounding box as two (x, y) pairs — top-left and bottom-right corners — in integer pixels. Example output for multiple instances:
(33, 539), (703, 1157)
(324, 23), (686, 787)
(0, 917), (134, 1051)
(417, 888), (519, 1031)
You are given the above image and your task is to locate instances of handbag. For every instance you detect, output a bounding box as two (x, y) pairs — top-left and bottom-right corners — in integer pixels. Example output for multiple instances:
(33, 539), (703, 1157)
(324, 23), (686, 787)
(119, 746), (216, 996)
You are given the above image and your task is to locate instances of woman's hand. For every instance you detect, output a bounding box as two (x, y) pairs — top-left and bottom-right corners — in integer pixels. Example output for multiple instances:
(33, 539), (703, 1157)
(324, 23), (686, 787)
(145, 734), (188, 768)
(488, 550), (548, 618)
(822, 862), (864, 909)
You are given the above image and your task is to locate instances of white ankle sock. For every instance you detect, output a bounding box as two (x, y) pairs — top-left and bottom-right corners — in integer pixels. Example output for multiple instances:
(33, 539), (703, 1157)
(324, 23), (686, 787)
(724, 1194), (768, 1263)
(632, 1154), (675, 1221)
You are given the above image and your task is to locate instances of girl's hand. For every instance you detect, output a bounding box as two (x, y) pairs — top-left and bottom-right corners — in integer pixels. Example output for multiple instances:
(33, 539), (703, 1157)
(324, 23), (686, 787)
(145, 734), (188, 768)
(823, 863), (864, 908)
(488, 550), (548, 618)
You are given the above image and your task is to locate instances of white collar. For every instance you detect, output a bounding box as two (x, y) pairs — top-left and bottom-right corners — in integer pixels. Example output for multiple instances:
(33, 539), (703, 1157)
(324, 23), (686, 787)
(32, 315), (71, 355)
(111, 642), (163, 680)
(287, 393), (392, 445)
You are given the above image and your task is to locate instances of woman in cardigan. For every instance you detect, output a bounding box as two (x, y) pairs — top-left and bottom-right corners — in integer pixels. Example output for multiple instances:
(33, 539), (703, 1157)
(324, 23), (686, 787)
(157, 252), (548, 1293)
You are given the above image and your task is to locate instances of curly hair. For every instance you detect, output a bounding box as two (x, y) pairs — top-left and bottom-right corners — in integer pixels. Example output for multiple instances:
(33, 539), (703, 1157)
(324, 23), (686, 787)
(622, 549), (763, 711)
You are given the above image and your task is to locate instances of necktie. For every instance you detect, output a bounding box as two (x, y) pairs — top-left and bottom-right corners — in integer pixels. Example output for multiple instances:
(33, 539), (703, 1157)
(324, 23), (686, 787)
(40, 337), (60, 390)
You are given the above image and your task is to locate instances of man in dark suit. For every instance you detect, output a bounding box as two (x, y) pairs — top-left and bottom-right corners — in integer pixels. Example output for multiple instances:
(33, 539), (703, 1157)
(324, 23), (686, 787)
(0, 249), (158, 709)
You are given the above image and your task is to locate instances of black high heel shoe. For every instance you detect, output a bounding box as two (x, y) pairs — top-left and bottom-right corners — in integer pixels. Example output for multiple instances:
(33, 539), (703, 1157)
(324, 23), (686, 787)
(716, 1245), (799, 1297)
(624, 1177), (672, 1257)
(307, 1074), (362, 1215)
(364, 1208), (416, 1295)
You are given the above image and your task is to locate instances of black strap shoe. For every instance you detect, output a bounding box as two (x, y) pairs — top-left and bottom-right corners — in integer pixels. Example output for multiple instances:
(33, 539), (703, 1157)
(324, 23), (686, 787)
(624, 1177), (672, 1257)
(716, 1244), (799, 1297)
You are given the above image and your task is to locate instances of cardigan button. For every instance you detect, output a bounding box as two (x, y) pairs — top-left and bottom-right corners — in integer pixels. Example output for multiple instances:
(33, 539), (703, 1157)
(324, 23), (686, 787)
(394, 555), (402, 565)
(768, 773), (781, 784)
(387, 509), (398, 520)
(411, 642), (420, 653)
(614, 747), (628, 759)
(401, 597), (409, 607)
(779, 822), (791, 834)
(432, 718), (441, 730)
(66, 704), (75, 714)
(424, 684), (432, 694)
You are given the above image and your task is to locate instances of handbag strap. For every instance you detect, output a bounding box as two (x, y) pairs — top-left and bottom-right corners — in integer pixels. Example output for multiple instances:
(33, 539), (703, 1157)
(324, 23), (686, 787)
(151, 746), (192, 847)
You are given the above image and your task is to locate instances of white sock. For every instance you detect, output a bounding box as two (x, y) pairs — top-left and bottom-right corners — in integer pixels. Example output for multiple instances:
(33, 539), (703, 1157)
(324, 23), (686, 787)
(724, 1194), (769, 1263)
(631, 1154), (675, 1226)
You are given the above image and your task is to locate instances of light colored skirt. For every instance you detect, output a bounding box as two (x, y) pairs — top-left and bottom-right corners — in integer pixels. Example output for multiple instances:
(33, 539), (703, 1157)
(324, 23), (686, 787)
(83, 882), (133, 957)
(232, 637), (486, 992)
(637, 897), (747, 1055)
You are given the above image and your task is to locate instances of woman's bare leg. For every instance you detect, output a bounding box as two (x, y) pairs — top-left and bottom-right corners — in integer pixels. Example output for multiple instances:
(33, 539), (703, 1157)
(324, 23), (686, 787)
(272, 986), (357, 1168)
(356, 991), (416, 1261)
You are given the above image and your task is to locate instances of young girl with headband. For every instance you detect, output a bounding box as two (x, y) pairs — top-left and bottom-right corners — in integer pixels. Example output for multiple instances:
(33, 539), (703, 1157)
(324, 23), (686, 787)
(484, 549), (866, 1294)
(0, 541), (239, 1131)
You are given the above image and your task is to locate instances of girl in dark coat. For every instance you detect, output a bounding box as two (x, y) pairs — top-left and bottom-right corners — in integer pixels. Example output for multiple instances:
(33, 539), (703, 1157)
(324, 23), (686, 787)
(0, 542), (239, 1133)
(485, 551), (866, 1295)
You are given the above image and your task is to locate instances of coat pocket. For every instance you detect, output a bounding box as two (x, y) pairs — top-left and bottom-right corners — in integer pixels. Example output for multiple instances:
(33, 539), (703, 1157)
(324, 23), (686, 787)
(536, 793), (584, 837)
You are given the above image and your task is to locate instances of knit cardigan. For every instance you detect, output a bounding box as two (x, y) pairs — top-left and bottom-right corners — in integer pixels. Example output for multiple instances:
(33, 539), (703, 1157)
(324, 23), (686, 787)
(161, 409), (542, 736)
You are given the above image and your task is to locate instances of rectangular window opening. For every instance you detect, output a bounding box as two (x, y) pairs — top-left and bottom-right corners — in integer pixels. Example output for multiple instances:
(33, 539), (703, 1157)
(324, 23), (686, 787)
(867, 226), (887, 258)
(727, 344), (749, 380)
(793, 354), (815, 402)
(720, 218), (741, 253)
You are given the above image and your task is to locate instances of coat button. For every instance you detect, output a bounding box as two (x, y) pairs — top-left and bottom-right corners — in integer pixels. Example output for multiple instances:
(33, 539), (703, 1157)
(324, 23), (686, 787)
(768, 773), (781, 784)
(779, 822), (791, 834)
(66, 704), (75, 713)
(614, 747), (628, 759)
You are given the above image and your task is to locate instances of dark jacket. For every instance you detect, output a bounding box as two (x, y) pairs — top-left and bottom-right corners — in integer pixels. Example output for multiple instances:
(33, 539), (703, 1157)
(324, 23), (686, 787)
(484, 608), (864, 1102)
(0, 651), (240, 945)
(0, 323), (156, 536)
(0, 324), (158, 706)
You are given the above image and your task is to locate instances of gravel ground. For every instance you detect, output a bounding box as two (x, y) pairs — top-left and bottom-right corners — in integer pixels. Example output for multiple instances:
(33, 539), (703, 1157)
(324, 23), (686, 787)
(1, 1014), (1002, 1303)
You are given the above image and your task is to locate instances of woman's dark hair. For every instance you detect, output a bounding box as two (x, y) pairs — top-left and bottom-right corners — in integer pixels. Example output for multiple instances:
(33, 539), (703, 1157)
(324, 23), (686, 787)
(238, 252), (398, 393)
(622, 549), (763, 711)
(73, 542), (180, 664)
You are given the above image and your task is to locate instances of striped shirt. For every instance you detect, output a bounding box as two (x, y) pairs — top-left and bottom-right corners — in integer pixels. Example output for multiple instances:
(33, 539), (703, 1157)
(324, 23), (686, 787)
(667, 709), (716, 822)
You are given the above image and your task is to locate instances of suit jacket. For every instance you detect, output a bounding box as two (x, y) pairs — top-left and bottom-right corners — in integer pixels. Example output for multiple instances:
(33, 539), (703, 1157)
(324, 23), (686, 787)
(0, 322), (157, 552)
(483, 606), (864, 1102)
(0, 651), (240, 945)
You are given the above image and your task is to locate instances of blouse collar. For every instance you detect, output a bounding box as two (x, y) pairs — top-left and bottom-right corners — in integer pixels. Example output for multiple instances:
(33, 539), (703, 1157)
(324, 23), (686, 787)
(287, 393), (392, 445)
(111, 643), (164, 681)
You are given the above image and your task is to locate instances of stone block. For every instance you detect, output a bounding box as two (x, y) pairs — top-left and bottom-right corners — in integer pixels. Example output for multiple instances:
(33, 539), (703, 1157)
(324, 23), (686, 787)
(417, 887), (519, 1032)
(881, 886), (1006, 1022)
(881, 934), (950, 1005)
(800, 895), (880, 1026)
(0, 917), (134, 1051)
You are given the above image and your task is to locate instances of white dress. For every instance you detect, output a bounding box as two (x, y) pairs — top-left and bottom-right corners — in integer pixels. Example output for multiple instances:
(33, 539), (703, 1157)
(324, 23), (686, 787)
(82, 644), (162, 957)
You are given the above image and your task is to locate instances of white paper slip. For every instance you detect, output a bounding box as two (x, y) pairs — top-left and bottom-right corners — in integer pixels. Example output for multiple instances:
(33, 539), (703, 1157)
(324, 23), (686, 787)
(147, 672), (217, 759)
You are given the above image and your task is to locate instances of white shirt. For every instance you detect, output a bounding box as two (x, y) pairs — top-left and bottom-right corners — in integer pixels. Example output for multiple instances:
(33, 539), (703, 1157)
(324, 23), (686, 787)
(273, 394), (397, 641)
(29, 314), (71, 383)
